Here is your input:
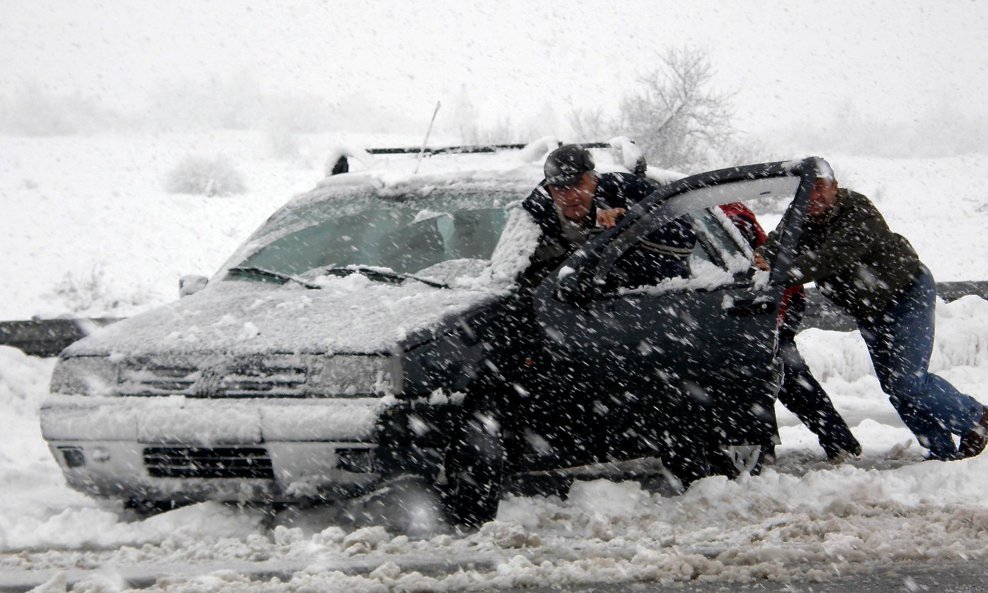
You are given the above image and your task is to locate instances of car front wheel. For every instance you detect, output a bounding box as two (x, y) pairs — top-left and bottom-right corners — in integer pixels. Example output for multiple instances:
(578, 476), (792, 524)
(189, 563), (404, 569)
(441, 411), (505, 529)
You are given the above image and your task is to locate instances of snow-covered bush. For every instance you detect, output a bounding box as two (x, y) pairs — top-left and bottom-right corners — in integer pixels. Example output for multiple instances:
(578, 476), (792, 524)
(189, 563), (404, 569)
(164, 154), (247, 197)
(50, 266), (112, 313)
(48, 265), (152, 315)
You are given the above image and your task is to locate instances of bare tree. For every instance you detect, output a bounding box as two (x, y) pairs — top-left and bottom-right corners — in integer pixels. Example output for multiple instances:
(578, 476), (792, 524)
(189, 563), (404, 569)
(571, 47), (748, 173)
(569, 106), (610, 142)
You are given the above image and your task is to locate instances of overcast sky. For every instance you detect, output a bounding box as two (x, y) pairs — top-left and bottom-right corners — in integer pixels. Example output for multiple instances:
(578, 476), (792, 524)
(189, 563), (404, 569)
(2, 0), (986, 140)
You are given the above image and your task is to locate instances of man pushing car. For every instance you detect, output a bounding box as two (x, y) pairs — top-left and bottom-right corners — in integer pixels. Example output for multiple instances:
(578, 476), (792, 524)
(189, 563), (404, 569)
(520, 144), (695, 288)
(756, 168), (988, 461)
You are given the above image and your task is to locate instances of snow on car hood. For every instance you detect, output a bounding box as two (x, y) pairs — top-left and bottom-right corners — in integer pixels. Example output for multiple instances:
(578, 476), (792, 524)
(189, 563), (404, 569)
(62, 275), (502, 357)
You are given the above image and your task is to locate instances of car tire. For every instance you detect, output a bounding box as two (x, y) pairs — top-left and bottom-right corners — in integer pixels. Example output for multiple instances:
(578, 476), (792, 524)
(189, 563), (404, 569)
(658, 454), (711, 493)
(441, 411), (505, 530)
(346, 474), (447, 535)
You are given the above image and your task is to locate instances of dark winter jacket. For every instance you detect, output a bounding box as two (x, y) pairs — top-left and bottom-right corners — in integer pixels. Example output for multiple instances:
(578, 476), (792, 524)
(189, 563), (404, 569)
(521, 172), (695, 288)
(759, 188), (921, 322)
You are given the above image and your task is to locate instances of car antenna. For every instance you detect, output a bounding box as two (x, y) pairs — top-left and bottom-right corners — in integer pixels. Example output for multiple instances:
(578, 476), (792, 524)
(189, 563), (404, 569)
(414, 100), (442, 174)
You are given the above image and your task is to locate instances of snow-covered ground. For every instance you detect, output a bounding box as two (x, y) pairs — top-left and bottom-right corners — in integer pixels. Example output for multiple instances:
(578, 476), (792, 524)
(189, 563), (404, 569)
(1, 133), (987, 591)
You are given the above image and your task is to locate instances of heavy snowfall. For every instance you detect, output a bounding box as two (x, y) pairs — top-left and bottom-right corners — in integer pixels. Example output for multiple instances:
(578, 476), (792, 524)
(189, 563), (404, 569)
(3, 1), (988, 591)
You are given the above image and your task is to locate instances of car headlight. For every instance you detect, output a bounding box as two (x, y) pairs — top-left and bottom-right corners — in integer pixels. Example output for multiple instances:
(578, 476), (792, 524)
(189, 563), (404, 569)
(50, 357), (119, 396)
(307, 354), (401, 397)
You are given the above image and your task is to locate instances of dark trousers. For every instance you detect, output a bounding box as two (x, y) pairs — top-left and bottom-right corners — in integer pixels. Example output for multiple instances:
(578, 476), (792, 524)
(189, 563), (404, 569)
(858, 264), (983, 459)
(777, 292), (860, 458)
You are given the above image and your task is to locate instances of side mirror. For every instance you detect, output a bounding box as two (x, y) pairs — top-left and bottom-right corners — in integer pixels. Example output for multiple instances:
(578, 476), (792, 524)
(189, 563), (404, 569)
(179, 275), (209, 298)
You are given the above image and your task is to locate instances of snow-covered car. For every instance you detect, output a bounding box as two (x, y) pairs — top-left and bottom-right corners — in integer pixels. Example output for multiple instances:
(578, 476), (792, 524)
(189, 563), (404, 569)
(40, 141), (825, 527)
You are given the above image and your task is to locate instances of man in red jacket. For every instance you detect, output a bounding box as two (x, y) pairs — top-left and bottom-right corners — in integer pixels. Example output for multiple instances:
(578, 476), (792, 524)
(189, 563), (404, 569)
(721, 202), (861, 461)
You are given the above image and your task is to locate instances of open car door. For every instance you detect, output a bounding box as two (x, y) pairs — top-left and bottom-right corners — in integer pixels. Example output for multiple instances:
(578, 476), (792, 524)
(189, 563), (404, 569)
(530, 158), (821, 476)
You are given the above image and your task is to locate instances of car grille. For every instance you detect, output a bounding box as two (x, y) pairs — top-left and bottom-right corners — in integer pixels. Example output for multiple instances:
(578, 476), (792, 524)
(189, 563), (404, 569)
(118, 359), (309, 397)
(121, 364), (198, 393)
(143, 446), (274, 479)
(219, 363), (308, 395)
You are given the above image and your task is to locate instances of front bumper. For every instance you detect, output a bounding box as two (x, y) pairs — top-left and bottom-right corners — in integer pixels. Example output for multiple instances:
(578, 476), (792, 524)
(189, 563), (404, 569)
(41, 395), (395, 503)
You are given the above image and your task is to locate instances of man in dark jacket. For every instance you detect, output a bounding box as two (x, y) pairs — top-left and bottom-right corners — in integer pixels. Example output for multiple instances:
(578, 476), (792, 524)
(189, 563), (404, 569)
(520, 144), (695, 288)
(757, 175), (988, 460)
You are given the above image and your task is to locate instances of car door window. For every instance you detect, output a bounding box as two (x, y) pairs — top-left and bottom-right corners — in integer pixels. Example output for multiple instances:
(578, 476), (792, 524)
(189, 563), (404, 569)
(687, 214), (734, 286)
(599, 213), (695, 292)
(593, 176), (800, 297)
(601, 209), (749, 294)
(691, 207), (754, 275)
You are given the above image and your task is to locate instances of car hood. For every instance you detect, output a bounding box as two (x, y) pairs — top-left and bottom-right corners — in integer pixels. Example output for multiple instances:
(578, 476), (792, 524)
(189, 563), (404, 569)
(63, 275), (502, 357)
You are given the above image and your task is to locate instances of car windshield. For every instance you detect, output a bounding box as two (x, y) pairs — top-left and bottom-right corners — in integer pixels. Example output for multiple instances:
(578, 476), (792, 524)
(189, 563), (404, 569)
(225, 186), (528, 288)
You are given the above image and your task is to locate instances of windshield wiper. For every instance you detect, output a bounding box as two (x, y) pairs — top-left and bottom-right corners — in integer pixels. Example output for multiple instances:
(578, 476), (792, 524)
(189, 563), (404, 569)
(227, 266), (322, 289)
(322, 266), (449, 289)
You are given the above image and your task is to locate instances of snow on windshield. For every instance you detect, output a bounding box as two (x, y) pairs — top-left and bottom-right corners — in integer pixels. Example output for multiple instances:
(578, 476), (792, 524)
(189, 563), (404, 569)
(221, 183), (536, 288)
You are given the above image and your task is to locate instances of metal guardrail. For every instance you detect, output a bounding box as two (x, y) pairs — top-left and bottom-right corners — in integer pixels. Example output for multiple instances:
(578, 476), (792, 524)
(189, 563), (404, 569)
(0, 282), (985, 358)
(800, 281), (988, 332)
(0, 318), (120, 358)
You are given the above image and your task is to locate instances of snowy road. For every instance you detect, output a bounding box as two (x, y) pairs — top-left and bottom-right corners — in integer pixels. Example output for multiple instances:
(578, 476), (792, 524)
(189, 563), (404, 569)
(3, 553), (988, 592)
